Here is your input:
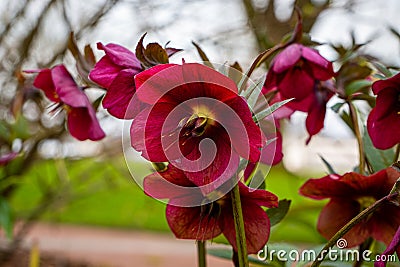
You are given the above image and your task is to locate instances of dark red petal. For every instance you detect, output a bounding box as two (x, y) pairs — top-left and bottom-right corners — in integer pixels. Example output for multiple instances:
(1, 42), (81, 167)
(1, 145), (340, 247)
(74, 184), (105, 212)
(317, 199), (368, 247)
(272, 44), (302, 73)
(370, 205), (400, 245)
(102, 69), (140, 119)
(220, 201), (271, 254)
(259, 118), (283, 165)
(143, 170), (203, 206)
(130, 103), (182, 162)
(222, 96), (265, 163)
(279, 68), (314, 101)
(299, 174), (355, 200)
(50, 65), (88, 108)
(305, 94), (328, 144)
(302, 47), (335, 80)
(372, 72), (400, 95)
(238, 182), (278, 208)
(134, 64), (182, 104)
(341, 170), (392, 197)
(135, 63), (239, 105)
(89, 56), (122, 88)
(182, 130), (240, 194)
(67, 107), (105, 141)
(367, 88), (400, 149)
(98, 42), (142, 70)
(166, 205), (222, 241)
(32, 69), (59, 102)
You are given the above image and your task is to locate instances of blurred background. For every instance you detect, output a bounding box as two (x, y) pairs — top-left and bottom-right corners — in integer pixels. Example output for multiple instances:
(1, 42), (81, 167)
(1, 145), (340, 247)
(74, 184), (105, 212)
(1, 0), (400, 266)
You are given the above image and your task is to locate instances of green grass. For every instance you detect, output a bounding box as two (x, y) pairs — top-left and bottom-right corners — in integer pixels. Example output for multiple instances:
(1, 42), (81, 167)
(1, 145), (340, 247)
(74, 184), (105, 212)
(9, 157), (326, 244)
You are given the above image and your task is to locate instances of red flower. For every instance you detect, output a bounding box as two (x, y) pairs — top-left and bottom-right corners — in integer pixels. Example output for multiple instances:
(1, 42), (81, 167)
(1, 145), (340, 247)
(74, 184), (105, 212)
(263, 44), (335, 143)
(367, 72), (400, 149)
(131, 63), (265, 191)
(89, 43), (143, 119)
(299, 167), (400, 248)
(32, 65), (105, 141)
(143, 165), (278, 254)
(375, 226), (400, 267)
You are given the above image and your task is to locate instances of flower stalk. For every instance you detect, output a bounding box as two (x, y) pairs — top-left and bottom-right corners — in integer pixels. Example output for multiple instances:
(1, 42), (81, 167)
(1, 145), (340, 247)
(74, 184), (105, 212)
(230, 183), (249, 267)
(197, 241), (206, 267)
(311, 192), (399, 267)
(348, 101), (365, 175)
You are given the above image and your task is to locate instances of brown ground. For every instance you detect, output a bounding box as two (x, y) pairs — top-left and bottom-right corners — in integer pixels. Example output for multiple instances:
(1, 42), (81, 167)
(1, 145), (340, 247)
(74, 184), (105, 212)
(0, 223), (231, 267)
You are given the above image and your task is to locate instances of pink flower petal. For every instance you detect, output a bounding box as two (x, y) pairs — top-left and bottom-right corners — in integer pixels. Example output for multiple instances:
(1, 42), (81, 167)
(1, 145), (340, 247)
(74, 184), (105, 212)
(67, 107), (105, 141)
(272, 44), (302, 73)
(33, 69), (59, 102)
(89, 56), (122, 88)
(102, 69), (141, 119)
(98, 43), (142, 70)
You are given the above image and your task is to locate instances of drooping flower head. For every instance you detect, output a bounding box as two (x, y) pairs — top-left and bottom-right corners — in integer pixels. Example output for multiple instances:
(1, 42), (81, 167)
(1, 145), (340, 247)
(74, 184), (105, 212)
(367, 72), (400, 149)
(144, 164), (278, 254)
(131, 63), (265, 192)
(89, 43), (143, 119)
(263, 44), (336, 143)
(374, 226), (400, 267)
(300, 167), (400, 248)
(31, 64), (105, 141)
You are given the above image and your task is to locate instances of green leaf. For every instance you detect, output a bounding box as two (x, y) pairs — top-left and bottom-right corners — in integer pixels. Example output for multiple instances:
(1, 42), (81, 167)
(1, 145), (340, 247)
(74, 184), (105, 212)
(318, 155), (337, 174)
(266, 199), (291, 227)
(0, 196), (13, 239)
(207, 247), (275, 266)
(371, 61), (393, 78)
(253, 99), (294, 122)
(363, 127), (394, 172)
(330, 102), (345, 113)
(344, 79), (372, 95)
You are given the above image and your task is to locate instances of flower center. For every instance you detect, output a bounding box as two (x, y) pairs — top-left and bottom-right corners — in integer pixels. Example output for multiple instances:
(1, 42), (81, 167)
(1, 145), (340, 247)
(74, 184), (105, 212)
(356, 196), (376, 210)
(182, 115), (210, 137)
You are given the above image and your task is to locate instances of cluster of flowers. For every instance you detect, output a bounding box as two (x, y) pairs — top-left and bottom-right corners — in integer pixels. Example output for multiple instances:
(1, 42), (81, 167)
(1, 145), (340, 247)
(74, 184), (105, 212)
(28, 34), (400, 264)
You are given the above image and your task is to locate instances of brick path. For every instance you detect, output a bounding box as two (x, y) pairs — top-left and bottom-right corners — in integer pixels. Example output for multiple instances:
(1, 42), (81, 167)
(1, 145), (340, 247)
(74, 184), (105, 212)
(21, 223), (230, 267)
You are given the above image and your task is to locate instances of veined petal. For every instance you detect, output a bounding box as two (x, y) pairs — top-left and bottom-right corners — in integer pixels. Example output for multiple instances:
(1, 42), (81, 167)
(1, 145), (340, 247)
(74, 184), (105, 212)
(317, 199), (368, 248)
(299, 174), (355, 199)
(166, 205), (222, 241)
(220, 200), (271, 254)
(238, 182), (278, 208)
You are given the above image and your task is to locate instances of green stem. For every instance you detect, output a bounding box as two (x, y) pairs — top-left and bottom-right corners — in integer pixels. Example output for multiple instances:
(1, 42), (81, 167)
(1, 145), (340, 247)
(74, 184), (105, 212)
(348, 101), (365, 175)
(311, 192), (399, 267)
(394, 144), (400, 163)
(230, 183), (249, 267)
(197, 241), (206, 267)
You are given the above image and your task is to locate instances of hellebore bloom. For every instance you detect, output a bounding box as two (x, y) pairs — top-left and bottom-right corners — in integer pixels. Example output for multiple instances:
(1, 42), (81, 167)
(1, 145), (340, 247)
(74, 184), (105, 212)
(144, 165), (279, 254)
(131, 63), (265, 191)
(375, 226), (400, 267)
(300, 167), (400, 248)
(263, 44), (335, 143)
(367, 72), (400, 149)
(32, 65), (105, 141)
(89, 43), (143, 119)
(264, 43), (335, 108)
